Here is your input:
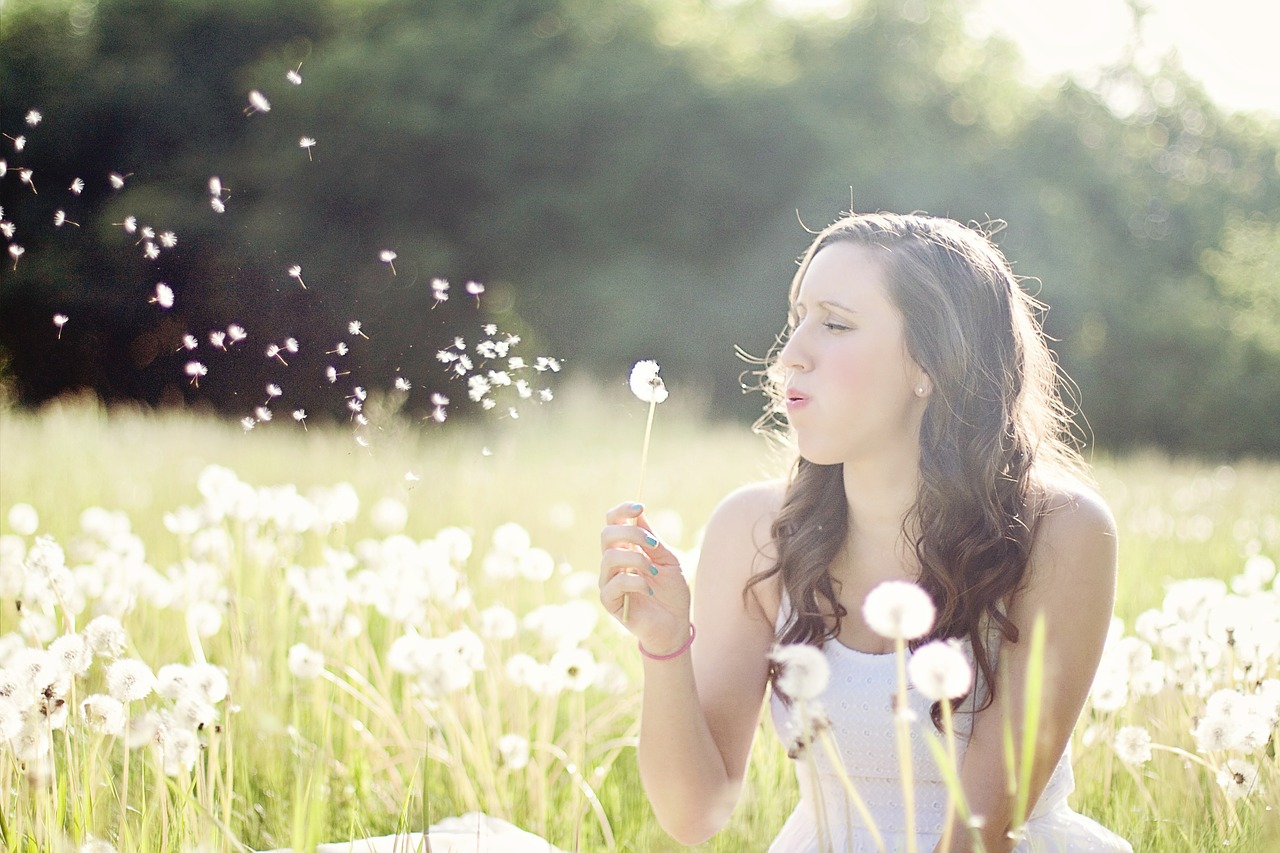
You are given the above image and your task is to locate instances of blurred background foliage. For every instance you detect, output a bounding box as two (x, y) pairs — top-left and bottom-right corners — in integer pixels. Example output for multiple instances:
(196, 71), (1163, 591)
(1, 0), (1277, 455)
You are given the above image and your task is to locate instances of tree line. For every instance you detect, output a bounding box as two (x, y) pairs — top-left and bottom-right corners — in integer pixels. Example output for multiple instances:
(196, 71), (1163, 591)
(1, 0), (1277, 455)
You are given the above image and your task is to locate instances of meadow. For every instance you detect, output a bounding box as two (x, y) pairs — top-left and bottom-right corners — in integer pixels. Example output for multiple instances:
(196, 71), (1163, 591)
(0, 390), (1277, 852)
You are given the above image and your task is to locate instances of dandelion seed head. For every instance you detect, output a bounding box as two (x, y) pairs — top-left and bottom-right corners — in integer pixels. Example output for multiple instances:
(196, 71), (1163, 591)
(50, 632), (92, 677)
(908, 639), (972, 701)
(84, 615), (127, 659)
(106, 659), (156, 703)
(82, 694), (127, 736)
(182, 334), (197, 350)
(7, 502), (39, 536)
(497, 733), (530, 769)
(159, 231), (176, 248)
(1113, 725), (1152, 765)
(70, 177), (84, 195)
(109, 172), (126, 190)
(379, 250), (397, 263)
(770, 642), (830, 701)
(266, 383), (282, 398)
(25, 110), (42, 126)
(1217, 759), (1260, 800)
(227, 324), (247, 344)
(862, 580), (936, 641)
(394, 377), (411, 391)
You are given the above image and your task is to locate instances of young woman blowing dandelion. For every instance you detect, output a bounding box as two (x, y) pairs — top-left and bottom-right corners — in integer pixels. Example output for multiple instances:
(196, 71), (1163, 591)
(599, 212), (1131, 851)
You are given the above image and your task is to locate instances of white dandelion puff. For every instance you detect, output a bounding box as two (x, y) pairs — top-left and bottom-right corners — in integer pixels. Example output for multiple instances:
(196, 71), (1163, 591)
(227, 324), (247, 345)
(288, 264), (306, 288)
(245, 90), (271, 115)
(159, 230), (177, 248)
(69, 177), (84, 195)
(908, 639), (972, 701)
(53, 210), (79, 227)
(299, 136), (316, 160)
(395, 377), (412, 391)
(1113, 725), (1153, 766)
(770, 643), (831, 701)
(863, 580), (936, 641)
(52, 313), (68, 339)
(348, 321), (368, 339)
(25, 109), (42, 126)
(9, 244), (25, 269)
(379, 250), (397, 275)
(106, 659), (156, 703)
(629, 360), (669, 404)
(287, 64), (303, 85)
(497, 733), (530, 769)
(109, 172), (130, 190)
(81, 694), (126, 736)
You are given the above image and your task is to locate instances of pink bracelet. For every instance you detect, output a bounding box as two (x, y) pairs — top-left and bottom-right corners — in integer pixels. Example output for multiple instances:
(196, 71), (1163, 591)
(639, 624), (696, 661)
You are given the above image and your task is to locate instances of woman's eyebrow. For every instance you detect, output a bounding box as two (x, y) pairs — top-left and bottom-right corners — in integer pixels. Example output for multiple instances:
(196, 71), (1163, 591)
(819, 300), (859, 315)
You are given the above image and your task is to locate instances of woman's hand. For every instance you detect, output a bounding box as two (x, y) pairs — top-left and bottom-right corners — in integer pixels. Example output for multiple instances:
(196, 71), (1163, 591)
(599, 501), (692, 657)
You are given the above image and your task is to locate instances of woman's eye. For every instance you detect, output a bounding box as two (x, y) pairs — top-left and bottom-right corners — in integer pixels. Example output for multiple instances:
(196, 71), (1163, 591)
(823, 321), (851, 332)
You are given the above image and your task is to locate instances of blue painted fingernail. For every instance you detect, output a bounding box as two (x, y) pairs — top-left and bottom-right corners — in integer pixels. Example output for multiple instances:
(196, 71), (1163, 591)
(631, 502), (643, 510)
(644, 534), (658, 547)
(649, 564), (659, 576)
(647, 586), (654, 596)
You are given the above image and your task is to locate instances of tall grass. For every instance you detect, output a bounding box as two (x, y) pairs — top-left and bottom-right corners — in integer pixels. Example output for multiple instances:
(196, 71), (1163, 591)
(0, 390), (1276, 851)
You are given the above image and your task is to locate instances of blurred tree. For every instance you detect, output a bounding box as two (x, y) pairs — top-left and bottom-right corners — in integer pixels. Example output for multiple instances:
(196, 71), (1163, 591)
(1, 0), (1277, 454)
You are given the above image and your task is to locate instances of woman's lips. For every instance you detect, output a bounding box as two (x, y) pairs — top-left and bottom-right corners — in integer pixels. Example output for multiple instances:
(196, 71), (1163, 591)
(784, 389), (810, 411)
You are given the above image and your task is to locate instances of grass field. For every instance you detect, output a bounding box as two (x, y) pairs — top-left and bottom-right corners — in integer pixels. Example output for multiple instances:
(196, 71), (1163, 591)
(1, 388), (1277, 851)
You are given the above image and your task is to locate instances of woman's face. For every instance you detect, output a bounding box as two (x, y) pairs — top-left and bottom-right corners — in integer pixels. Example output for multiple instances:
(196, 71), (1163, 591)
(778, 241), (929, 466)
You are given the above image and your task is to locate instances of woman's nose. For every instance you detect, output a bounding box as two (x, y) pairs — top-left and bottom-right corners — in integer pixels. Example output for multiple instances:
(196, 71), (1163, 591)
(778, 325), (809, 372)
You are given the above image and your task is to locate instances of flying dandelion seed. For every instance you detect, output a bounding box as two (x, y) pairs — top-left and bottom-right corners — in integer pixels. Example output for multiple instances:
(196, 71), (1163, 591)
(431, 277), (450, 306)
(299, 137), (316, 160)
(288, 264), (306, 289)
(0, 160), (6, 177)
(395, 377), (412, 391)
(25, 110), (42, 126)
(18, 168), (36, 193)
(4, 134), (26, 152)
(292, 409), (308, 430)
(209, 331), (227, 349)
(139, 225), (155, 241)
(328, 342), (348, 356)
(863, 580), (936, 641)
(211, 197), (225, 213)
(287, 63), (303, 85)
(209, 176), (222, 196)
(265, 383), (282, 401)
(8, 244), (24, 269)
(69, 177), (84, 195)
(254, 406), (272, 421)
(159, 231), (177, 248)
(53, 210), (79, 227)
(143, 241), (159, 260)
(119, 216), (137, 234)
(379, 250), (397, 275)
(52, 313), (68, 339)
(465, 280), (485, 305)
(179, 334), (198, 351)
(227, 324), (247, 345)
(245, 90), (271, 115)
(265, 344), (288, 366)
(150, 283), (174, 309)
(240, 417), (256, 431)
(348, 321), (368, 339)
(109, 172), (130, 190)
(0, 221), (14, 239)
(184, 361), (207, 386)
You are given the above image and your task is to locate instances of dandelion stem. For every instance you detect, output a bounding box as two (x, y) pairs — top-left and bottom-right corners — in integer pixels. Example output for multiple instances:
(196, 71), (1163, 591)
(817, 727), (887, 853)
(893, 637), (917, 853)
(622, 397), (659, 625)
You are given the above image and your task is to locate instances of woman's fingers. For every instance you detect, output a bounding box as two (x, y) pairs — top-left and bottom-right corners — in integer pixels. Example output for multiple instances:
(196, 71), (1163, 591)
(600, 568), (652, 617)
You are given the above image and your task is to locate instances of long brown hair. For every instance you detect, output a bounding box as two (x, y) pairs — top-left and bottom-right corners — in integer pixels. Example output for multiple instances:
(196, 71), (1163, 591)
(747, 212), (1088, 723)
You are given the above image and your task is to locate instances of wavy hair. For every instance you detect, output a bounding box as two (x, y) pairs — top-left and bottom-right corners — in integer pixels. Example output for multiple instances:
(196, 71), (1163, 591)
(746, 212), (1088, 724)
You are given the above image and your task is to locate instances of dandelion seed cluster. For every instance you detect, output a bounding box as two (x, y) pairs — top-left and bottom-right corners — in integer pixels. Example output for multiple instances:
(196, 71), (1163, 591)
(2, 74), (562, 440)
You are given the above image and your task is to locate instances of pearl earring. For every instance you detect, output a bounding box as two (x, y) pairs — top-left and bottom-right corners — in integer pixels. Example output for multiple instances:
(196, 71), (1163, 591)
(915, 387), (926, 396)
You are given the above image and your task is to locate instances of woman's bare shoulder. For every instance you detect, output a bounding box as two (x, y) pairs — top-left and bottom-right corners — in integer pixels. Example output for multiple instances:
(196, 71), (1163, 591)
(698, 479), (787, 617)
(1028, 476), (1118, 590)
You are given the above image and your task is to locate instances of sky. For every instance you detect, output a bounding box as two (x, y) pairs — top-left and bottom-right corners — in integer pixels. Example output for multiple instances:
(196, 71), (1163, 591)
(773, 0), (1278, 117)
(969, 0), (1278, 116)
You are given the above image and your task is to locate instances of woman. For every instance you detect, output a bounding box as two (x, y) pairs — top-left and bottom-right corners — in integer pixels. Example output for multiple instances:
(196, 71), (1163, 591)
(598, 212), (1132, 851)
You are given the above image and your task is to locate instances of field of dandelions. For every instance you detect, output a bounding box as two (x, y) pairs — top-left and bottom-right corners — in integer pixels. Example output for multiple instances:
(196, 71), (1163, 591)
(1, 394), (1277, 853)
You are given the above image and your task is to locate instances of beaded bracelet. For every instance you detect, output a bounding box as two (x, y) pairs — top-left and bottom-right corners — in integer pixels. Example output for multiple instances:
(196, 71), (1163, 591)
(638, 624), (696, 661)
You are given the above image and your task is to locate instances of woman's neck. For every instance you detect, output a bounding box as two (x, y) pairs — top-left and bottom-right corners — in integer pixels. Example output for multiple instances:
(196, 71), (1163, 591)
(840, 440), (921, 546)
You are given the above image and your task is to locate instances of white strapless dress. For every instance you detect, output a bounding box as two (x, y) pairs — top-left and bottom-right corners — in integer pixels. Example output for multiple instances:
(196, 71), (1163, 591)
(768, 604), (1132, 852)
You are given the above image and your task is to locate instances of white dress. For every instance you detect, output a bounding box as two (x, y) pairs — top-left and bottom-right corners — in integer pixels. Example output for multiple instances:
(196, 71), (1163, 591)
(768, 600), (1133, 852)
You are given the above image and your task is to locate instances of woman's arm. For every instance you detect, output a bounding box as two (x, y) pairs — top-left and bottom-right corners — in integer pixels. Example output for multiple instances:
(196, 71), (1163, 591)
(942, 485), (1119, 853)
(599, 483), (781, 845)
